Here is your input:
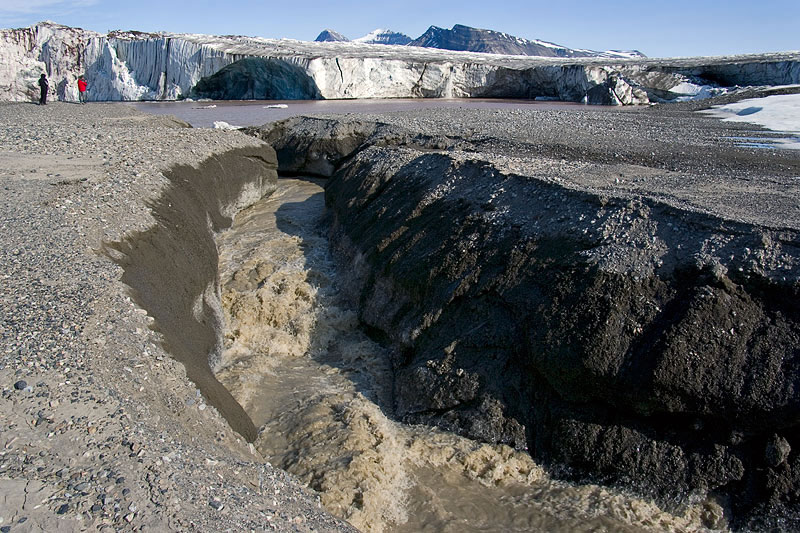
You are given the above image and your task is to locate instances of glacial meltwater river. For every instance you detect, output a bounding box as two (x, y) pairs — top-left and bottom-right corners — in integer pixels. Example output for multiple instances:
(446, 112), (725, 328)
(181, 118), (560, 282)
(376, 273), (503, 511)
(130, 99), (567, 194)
(130, 99), (725, 531)
(209, 174), (723, 532)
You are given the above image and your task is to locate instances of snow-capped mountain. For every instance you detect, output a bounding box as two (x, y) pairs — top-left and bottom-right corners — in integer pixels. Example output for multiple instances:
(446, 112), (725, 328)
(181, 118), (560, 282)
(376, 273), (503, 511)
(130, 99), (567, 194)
(315, 29), (348, 42)
(353, 29), (412, 46)
(410, 24), (645, 59)
(315, 24), (642, 58)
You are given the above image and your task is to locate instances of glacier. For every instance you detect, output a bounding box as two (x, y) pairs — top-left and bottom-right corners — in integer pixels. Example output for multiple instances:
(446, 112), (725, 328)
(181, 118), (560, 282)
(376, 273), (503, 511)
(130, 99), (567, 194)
(2, 21), (799, 106)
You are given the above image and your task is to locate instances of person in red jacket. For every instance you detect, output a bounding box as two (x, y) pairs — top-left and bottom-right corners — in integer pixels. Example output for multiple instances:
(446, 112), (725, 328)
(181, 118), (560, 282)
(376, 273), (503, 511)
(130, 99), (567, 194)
(77, 76), (87, 104)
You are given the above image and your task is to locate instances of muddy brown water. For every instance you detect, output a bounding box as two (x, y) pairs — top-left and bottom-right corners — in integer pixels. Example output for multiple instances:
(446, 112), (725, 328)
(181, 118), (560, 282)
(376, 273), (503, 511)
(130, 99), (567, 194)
(213, 177), (724, 532)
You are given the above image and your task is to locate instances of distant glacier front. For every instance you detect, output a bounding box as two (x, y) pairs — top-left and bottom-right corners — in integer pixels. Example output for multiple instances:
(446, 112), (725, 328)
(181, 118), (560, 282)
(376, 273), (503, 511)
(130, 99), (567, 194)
(1, 22), (799, 105)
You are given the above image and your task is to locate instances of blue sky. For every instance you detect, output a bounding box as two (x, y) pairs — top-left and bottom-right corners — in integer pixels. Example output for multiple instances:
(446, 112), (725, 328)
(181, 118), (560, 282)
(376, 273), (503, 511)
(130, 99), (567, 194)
(1, 0), (798, 58)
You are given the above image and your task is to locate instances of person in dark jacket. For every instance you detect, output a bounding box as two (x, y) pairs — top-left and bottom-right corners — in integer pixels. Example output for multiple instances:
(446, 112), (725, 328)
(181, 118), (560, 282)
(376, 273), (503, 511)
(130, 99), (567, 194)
(38, 74), (48, 105)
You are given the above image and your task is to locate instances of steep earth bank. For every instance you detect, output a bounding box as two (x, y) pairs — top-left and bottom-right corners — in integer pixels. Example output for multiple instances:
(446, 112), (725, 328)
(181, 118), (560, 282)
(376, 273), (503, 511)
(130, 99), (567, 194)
(247, 103), (800, 530)
(2, 22), (799, 106)
(0, 102), (355, 532)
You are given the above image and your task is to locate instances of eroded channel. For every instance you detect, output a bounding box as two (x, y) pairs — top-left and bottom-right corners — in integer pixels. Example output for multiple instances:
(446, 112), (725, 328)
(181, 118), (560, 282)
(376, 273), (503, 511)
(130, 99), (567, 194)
(213, 177), (723, 532)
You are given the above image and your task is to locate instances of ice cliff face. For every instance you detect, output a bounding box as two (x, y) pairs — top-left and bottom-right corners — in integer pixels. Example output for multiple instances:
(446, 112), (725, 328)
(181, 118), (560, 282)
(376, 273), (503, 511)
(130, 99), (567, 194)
(2, 21), (799, 105)
(1, 22), (238, 102)
(1, 23), (98, 102)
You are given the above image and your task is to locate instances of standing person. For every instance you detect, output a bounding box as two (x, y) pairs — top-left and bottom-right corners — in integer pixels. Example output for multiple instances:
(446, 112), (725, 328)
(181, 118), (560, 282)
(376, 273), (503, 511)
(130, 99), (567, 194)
(77, 76), (87, 104)
(38, 74), (48, 105)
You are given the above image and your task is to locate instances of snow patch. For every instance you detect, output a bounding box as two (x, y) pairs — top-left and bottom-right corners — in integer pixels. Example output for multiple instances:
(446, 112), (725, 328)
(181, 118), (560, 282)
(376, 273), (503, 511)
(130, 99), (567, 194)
(353, 28), (411, 46)
(354, 29), (388, 43)
(213, 121), (241, 130)
(701, 91), (800, 149)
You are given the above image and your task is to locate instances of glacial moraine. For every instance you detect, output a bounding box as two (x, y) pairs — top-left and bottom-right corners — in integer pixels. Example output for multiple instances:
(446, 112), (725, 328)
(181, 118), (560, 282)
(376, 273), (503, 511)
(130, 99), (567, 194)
(244, 102), (800, 530)
(2, 97), (797, 532)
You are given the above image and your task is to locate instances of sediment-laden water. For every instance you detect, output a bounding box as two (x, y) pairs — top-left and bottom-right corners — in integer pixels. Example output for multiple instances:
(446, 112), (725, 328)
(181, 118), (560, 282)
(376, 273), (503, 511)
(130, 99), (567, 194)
(214, 178), (724, 532)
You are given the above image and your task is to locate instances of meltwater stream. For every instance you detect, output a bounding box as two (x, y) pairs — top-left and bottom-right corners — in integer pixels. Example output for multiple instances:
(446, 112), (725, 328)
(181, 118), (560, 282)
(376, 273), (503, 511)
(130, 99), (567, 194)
(214, 178), (723, 533)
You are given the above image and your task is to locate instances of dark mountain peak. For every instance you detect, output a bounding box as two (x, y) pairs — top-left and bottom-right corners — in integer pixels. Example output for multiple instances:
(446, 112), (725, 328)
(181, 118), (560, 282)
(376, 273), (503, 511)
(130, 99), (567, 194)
(410, 24), (568, 56)
(315, 29), (349, 42)
(410, 24), (645, 59)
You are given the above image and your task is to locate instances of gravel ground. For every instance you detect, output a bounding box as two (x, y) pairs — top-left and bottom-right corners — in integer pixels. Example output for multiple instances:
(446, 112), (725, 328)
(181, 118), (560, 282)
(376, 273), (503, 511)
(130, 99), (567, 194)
(274, 94), (800, 230)
(2, 96), (798, 532)
(0, 102), (355, 532)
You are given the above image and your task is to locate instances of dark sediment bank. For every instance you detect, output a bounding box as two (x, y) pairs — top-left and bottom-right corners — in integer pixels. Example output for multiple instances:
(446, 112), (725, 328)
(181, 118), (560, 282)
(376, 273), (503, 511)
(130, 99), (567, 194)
(246, 105), (800, 529)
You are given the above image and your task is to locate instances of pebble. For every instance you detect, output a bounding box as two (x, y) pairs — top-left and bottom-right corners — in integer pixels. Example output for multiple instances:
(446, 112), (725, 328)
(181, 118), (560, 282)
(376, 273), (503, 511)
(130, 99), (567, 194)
(13, 380), (26, 390)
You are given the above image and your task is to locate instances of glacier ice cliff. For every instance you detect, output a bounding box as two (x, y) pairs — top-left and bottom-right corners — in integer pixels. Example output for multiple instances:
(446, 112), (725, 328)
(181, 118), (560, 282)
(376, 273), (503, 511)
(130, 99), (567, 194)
(1, 21), (799, 105)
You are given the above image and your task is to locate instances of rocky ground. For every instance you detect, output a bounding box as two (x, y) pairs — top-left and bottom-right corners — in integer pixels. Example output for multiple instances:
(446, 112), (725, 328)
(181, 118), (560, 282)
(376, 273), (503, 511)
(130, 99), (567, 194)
(2, 94), (798, 532)
(0, 102), (355, 532)
(256, 90), (800, 230)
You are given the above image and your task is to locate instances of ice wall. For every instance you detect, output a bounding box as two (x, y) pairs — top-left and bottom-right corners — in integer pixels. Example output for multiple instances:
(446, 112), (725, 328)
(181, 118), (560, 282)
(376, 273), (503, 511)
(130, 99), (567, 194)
(1, 21), (798, 105)
(0, 23), (240, 102)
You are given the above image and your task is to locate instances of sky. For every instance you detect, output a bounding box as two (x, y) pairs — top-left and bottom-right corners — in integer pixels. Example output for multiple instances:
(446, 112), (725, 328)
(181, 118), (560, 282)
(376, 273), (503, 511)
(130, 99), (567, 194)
(1, 0), (798, 58)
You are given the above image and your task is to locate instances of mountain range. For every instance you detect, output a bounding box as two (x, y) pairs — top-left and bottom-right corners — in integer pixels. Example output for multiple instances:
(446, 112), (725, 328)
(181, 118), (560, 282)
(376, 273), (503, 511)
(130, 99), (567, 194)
(316, 28), (412, 46)
(316, 24), (644, 58)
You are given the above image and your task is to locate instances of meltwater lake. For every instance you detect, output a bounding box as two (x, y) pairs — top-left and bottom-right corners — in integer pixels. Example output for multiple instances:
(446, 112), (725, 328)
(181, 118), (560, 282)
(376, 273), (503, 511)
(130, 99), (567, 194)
(130, 98), (606, 128)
